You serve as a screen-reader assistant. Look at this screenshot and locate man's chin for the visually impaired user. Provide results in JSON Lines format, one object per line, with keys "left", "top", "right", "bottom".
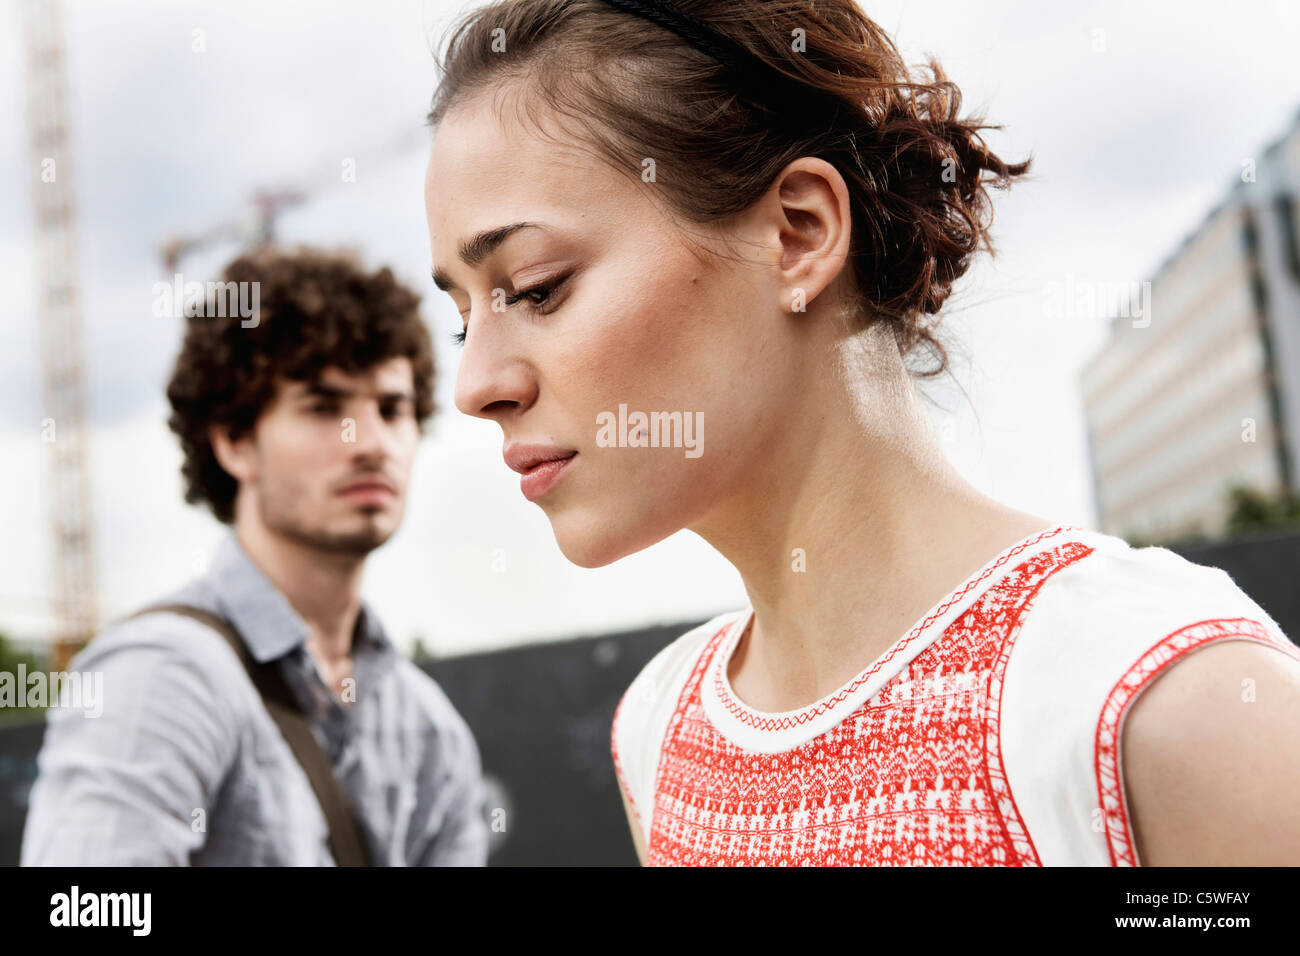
{"left": 282, "top": 521, "right": 396, "bottom": 557}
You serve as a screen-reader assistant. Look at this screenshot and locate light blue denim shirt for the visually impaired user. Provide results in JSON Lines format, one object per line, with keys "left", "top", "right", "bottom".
{"left": 21, "top": 531, "right": 489, "bottom": 866}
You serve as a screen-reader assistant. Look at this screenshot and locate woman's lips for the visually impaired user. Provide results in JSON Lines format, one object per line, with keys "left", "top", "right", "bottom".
{"left": 520, "top": 452, "right": 577, "bottom": 502}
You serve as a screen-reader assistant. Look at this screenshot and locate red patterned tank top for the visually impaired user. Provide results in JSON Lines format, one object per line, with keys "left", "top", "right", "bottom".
{"left": 611, "top": 525, "right": 1300, "bottom": 865}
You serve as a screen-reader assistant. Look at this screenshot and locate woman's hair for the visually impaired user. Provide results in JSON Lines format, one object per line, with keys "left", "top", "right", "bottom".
{"left": 426, "top": 0, "right": 1031, "bottom": 379}
{"left": 165, "top": 245, "right": 436, "bottom": 524}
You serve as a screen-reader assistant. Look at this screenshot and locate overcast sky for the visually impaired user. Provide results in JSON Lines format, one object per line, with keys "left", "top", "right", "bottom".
{"left": 2, "top": 0, "right": 1297, "bottom": 655}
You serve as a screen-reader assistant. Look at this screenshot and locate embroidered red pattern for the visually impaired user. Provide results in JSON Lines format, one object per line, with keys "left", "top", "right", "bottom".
{"left": 1094, "top": 617, "right": 1300, "bottom": 866}
{"left": 713, "top": 525, "right": 1079, "bottom": 732}
{"left": 646, "top": 540, "right": 1096, "bottom": 865}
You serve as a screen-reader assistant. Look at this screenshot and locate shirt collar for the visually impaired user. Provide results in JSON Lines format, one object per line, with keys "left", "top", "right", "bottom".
{"left": 204, "top": 530, "right": 397, "bottom": 666}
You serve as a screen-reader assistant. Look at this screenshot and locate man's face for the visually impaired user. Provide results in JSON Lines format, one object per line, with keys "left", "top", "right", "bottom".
{"left": 227, "top": 357, "right": 421, "bottom": 556}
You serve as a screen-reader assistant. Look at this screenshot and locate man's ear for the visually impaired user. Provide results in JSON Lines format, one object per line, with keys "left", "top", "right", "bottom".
{"left": 208, "top": 423, "right": 255, "bottom": 484}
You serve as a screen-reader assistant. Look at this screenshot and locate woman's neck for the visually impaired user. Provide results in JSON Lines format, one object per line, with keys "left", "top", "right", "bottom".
{"left": 690, "top": 326, "right": 1053, "bottom": 712}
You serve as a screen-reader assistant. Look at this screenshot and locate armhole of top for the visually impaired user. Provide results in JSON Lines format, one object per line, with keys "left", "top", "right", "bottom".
{"left": 611, "top": 613, "right": 740, "bottom": 849}
{"left": 1094, "top": 617, "right": 1300, "bottom": 866}
{"left": 611, "top": 690, "right": 645, "bottom": 835}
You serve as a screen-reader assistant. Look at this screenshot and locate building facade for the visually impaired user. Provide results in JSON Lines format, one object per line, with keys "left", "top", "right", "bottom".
{"left": 1082, "top": 110, "right": 1300, "bottom": 542}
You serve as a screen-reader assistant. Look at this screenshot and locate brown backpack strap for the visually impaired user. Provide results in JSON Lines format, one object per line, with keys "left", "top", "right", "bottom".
{"left": 130, "top": 603, "right": 372, "bottom": 867}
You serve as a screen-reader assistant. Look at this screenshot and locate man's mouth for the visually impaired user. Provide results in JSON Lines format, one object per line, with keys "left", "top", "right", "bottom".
{"left": 338, "top": 480, "right": 397, "bottom": 504}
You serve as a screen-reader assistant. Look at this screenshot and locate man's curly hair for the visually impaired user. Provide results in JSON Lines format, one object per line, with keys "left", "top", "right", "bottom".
{"left": 165, "top": 245, "right": 436, "bottom": 524}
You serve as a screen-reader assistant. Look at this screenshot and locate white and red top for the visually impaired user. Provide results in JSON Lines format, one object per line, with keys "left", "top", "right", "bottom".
{"left": 611, "top": 524, "right": 1300, "bottom": 866}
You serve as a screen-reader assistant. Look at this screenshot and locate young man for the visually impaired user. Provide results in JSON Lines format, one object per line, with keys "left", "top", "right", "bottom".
{"left": 21, "top": 246, "right": 488, "bottom": 866}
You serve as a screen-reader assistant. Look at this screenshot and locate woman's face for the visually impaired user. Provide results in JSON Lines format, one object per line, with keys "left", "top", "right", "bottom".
{"left": 424, "top": 92, "right": 804, "bottom": 568}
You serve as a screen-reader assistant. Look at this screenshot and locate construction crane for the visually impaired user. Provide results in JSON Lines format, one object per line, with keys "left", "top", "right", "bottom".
{"left": 20, "top": 0, "right": 98, "bottom": 671}
{"left": 160, "top": 187, "right": 308, "bottom": 273}
{"left": 159, "top": 128, "right": 425, "bottom": 273}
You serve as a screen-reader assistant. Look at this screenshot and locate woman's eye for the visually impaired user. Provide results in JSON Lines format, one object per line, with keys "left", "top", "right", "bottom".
{"left": 450, "top": 275, "right": 569, "bottom": 348}
{"left": 503, "top": 275, "right": 566, "bottom": 314}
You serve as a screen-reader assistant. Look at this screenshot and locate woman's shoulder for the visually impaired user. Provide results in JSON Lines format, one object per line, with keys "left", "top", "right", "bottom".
{"left": 998, "top": 527, "right": 1299, "bottom": 864}
{"left": 1026, "top": 527, "right": 1293, "bottom": 653}
{"left": 612, "top": 609, "right": 743, "bottom": 752}
{"left": 1007, "top": 526, "right": 1297, "bottom": 742}
{"left": 621, "top": 610, "right": 741, "bottom": 710}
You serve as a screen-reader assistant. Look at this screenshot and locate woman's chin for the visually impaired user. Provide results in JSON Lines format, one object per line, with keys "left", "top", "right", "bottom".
{"left": 552, "top": 527, "right": 624, "bottom": 569}
{"left": 550, "top": 511, "right": 658, "bottom": 569}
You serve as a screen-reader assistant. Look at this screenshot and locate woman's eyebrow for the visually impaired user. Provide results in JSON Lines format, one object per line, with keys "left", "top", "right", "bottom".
{"left": 431, "top": 221, "right": 545, "bottom": 292}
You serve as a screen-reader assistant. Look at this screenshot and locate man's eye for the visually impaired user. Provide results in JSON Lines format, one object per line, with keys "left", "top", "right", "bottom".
{"left": 309, "top": 402, "right": 339, "bottom": 414}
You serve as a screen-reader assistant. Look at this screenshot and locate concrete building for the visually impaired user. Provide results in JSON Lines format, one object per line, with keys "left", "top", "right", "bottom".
{"left": 1081, "top": 108, "right": 1300, "bottom": 543}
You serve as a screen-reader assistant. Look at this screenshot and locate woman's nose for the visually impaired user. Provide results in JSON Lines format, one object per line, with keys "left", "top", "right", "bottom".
{"left": 453, "top": 326, "right": 538, "bottom": 421}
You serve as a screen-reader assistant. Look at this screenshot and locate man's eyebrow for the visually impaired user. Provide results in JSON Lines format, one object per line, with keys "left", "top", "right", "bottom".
{"left": 301, "top": 383, "right": 351, "bottom": 400}
{"left": 300, "top": 383, "right": 414, "bottom": 401}
{"left": 431, "top": 221, "right": 543, "bottom": 292}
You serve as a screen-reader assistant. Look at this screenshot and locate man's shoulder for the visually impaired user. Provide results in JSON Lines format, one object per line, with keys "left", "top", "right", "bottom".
{"left": 67, "top": 590, "right": 260, "bottom": 722}
{"left": 75, "top": 592, "right": 246, "bottom": 676}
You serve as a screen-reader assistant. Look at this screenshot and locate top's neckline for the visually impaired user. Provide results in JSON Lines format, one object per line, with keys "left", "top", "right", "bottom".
{"left": 702, "top": 523, "right": 1089, "bottom": 753}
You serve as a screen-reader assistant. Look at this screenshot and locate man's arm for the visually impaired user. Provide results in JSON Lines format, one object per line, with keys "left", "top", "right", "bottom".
{"left": 1122, "top": 639, "right": 1300, "bottom": 865}
{"left": 412, "top": 698, "right": 490, "bottom": 867}
{"left": 21, "top": 622, "right": 240, "bottom": 866}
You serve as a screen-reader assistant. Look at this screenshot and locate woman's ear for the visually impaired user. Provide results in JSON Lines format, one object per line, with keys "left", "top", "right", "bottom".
{"left": 768, "top": 156, "right": 854, "bottom": 316}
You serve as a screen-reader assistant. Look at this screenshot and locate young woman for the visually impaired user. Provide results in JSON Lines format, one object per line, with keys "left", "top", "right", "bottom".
{"left": 422, "top": 0, "right": 1300, "bottom": 865}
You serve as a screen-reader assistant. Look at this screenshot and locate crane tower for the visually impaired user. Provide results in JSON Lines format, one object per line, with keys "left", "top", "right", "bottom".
{"left": 20, "top": 0, "right": 98, "bottom": 669}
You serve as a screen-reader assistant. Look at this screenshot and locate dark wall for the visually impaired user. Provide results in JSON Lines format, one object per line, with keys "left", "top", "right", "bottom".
{"left": 0, "top": 721, "right": 47, "bottom": 865}
{"left": 421, "top": 621, "right": 696, "bottom": 868}
{"left": 416, "top": 621, "right": 691, "bottom": 866}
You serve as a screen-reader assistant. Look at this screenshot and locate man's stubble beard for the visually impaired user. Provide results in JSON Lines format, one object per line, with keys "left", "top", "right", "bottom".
{"left": 257, "top": 472, "right": 396, "bottom": 557}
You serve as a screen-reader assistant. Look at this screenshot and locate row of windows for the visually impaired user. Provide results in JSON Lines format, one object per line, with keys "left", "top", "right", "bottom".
{"left": 1083, "top": 207, "right": 1245, "bottom": 397}
{"left": 1102, "top": 389, "right": 1277, "bottom": 521}
{"left": 1110, "top": 447, "right": 1280, "bottom": 541}
{"left": 1085, "top": 263, "right": 1252, "bottom": 428}
{"left": 1094, "top": 321, "right": 1263, "bottom": 476}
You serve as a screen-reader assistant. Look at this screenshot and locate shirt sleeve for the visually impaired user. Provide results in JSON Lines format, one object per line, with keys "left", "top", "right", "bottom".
{"left": 20, "top": 618, "right": 243, "bottom": 866}
{"left": 406, "top": 673, "right": 490, "bottom": 867}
